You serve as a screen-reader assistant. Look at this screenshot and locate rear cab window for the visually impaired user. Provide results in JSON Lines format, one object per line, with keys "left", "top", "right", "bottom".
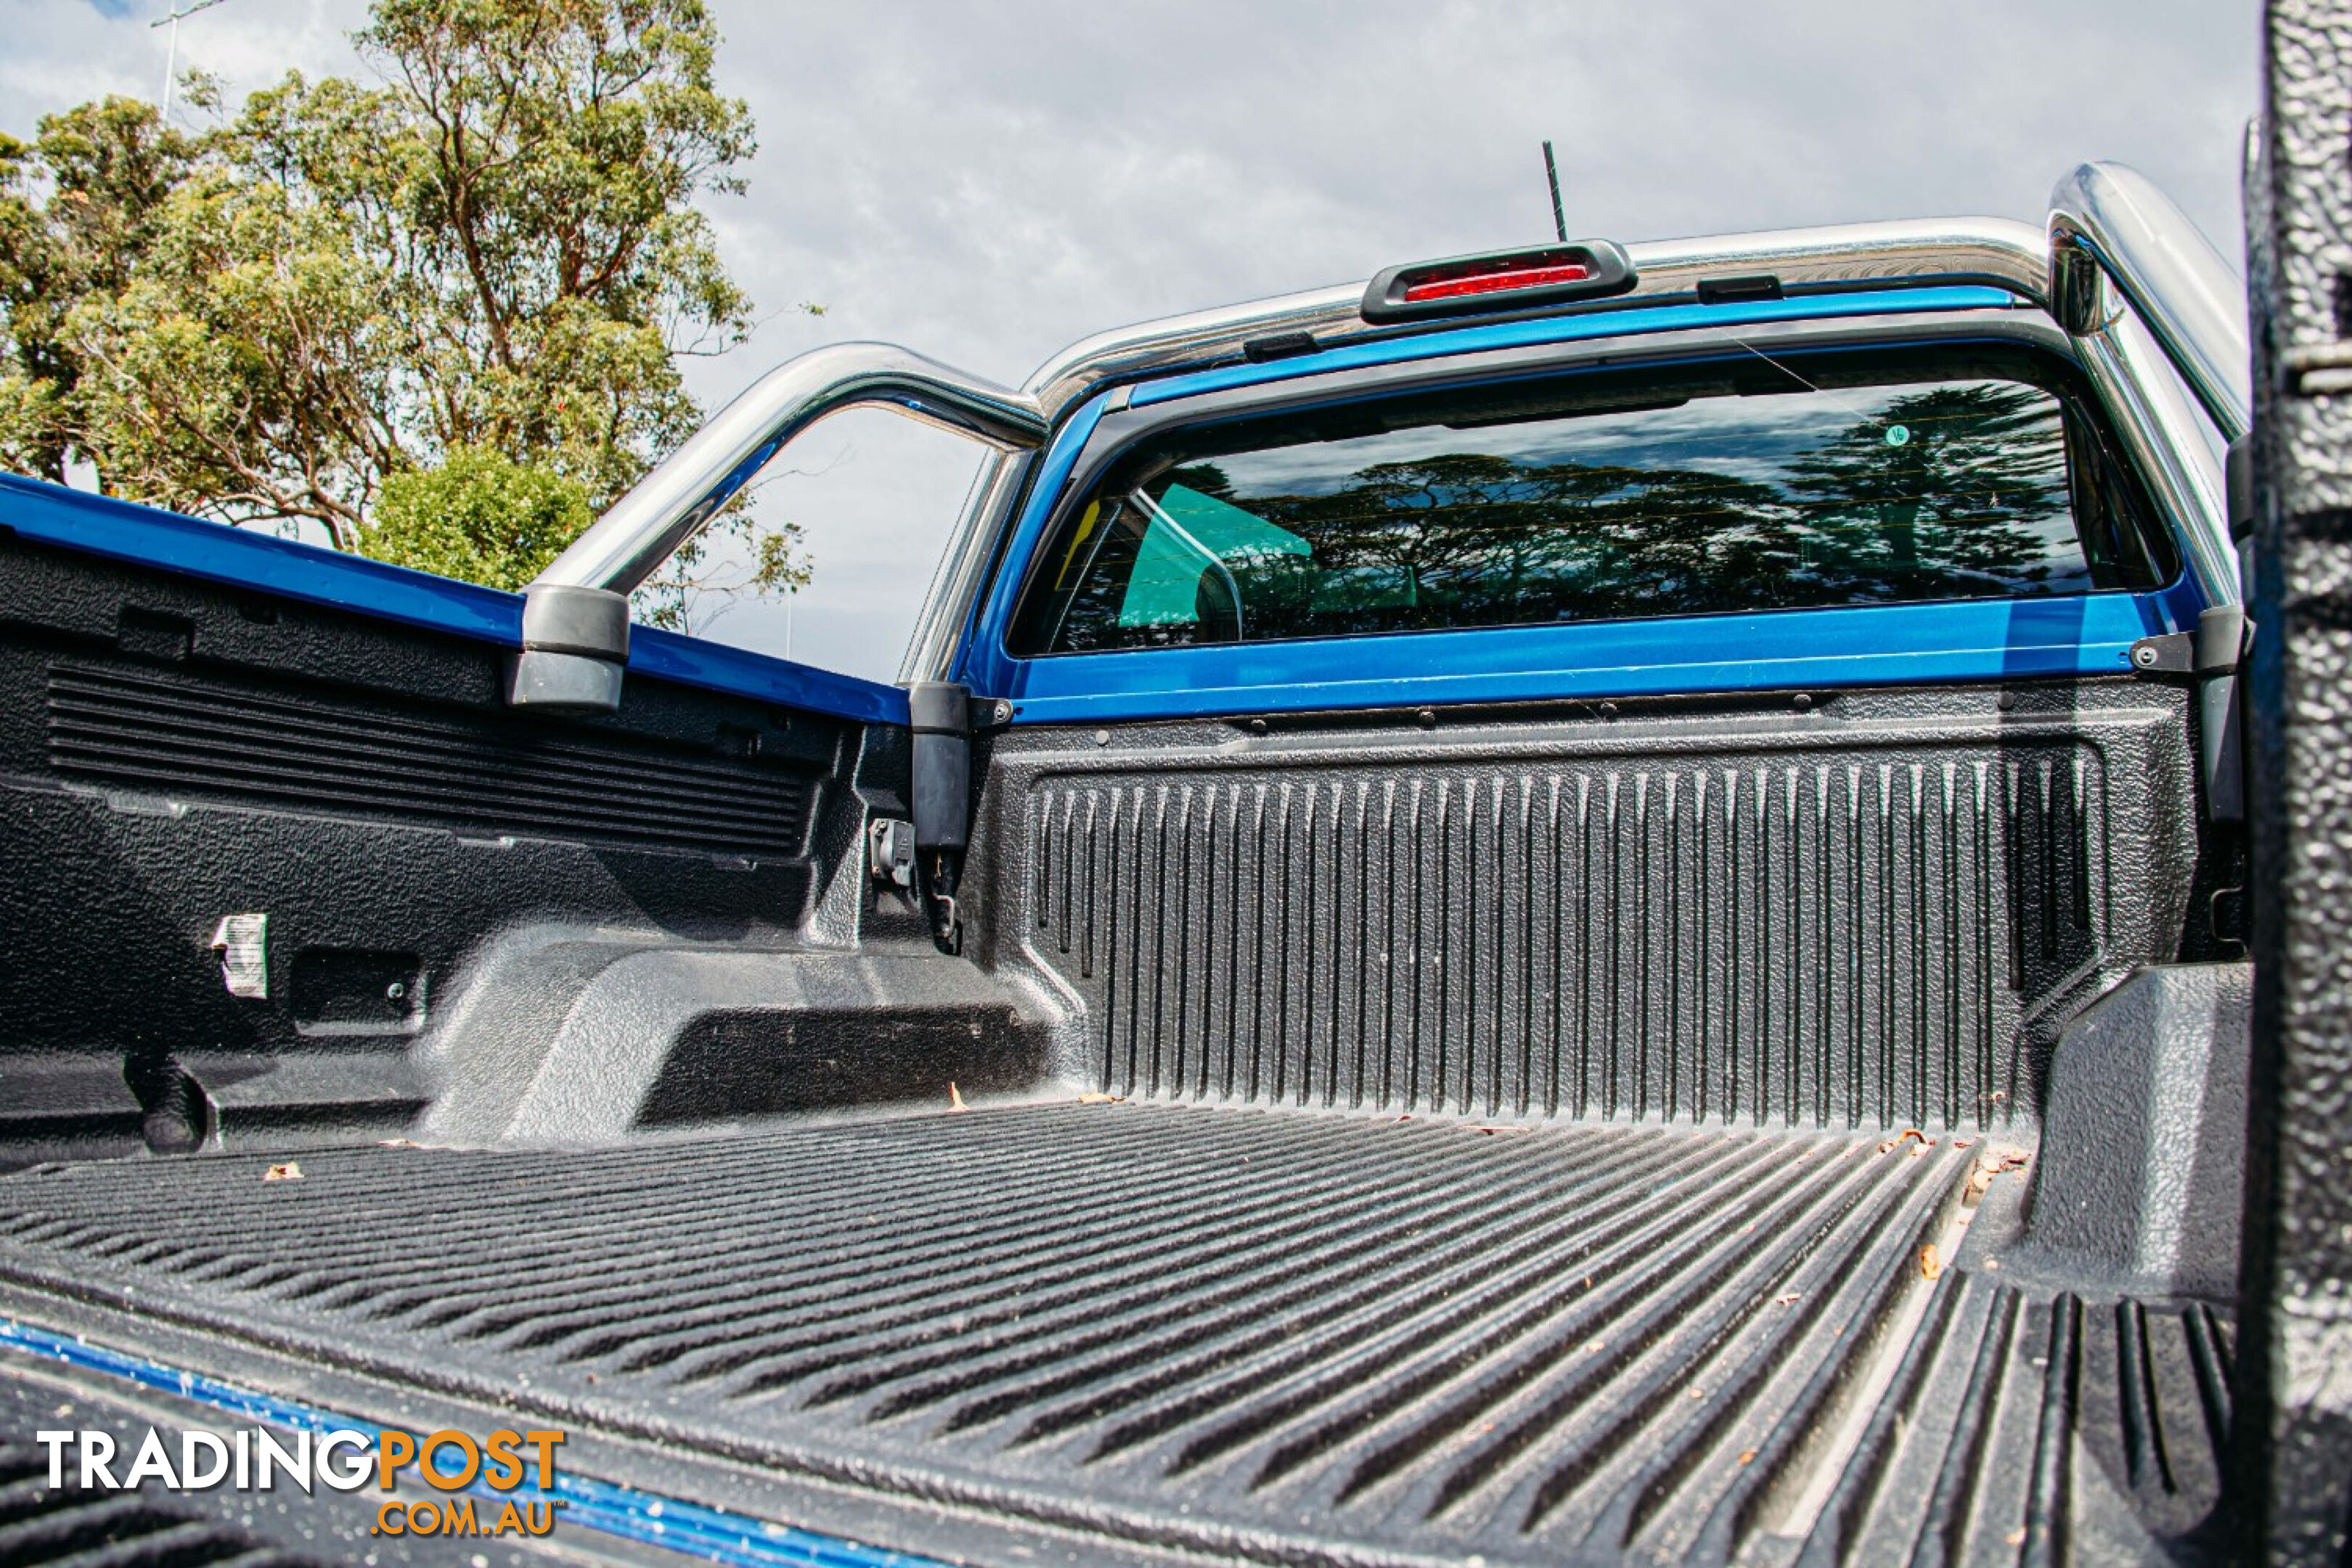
{"left": 1010, "top": 343, "right": 2176, "bottom": 656}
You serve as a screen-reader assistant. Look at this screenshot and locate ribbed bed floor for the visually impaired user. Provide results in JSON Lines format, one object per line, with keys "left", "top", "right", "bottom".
{"left": 0, "top": 1103, "right": 2225, "bottom": 1566}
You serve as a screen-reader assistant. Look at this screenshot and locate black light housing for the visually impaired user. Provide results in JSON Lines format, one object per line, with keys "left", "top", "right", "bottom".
{"left": 1360, "top": 240, "right": 1638, "bottom": 324}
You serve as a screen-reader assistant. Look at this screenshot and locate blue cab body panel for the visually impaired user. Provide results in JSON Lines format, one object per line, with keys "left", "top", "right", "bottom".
{"left": 953, "top": 285, "right": 2204, "bottom": 724}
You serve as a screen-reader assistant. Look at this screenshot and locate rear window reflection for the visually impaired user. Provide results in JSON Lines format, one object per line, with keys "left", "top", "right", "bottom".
{"left": 1013, "top": 366, "right": 2174, "bottom": 656}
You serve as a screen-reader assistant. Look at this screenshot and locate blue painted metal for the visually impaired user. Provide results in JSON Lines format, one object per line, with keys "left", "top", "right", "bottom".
{"left": 949, "top": 393, "right": 1108, "bottom": 687}
{"left": 0, "top": 1317, "right": 944, "bottom": 1568}
{"left": 632, "top": 624, "right": 909, "bottom": 727}
{"left": 0, "top": 472, "right": 523, "bottom": 638}
{"left": 1125, "top": 284, "right": 2024, "bottom": 407}
{"left": 0, "top": 473, "right": 910, "bottom": 728}
{"left": 957, "top": 289, "right": 2200, "bottom": 722}
{"left": 996, "top": 583, "right": 2197, "bottom": 726}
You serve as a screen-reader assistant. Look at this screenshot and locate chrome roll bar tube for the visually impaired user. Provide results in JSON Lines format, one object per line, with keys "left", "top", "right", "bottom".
{"left": 1018, "top": 219, "right": 2054, "bottom": 424}
{"left": 910, "top": 219, "right": 2060, "bottom": 680}
{"left": 2046, "top": 162, "right": 2250, "bottom": 613}
{"left": 2048, "top": 162, "right": 2250, "bottom": 823}
{"left": 2049, "top": 163, "right": 2251, "bottom": 444}
{"left": 515, "top": 164, "right": 2246, "bottom": 710}
{"left": 509, "top": 344, "right": 1045, "bottom": 711}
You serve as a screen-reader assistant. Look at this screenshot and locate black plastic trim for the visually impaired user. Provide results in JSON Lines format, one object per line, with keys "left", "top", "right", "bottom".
{"left": 1696, "top": 273, "right": 1787, "bottom": 305}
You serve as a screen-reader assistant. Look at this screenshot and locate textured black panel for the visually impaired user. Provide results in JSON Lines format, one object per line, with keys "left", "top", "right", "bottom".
{"left": 0, "top": 533, "right": 872, "bottom": 1163}
{"left": 0, "top": 1104, "right": 2225, "bottom": 1566}
{"left": 635, "top": 1003, "right": 1042, "bottom": 1124}
{"left": 46, "top": 662, "right": 811, "bottom": 857}
{"left": 987, "top": 684, "right": 2197, "bottom": 1132}
{"left": 1802, "top": 1277, "right": 2231, "bottom": 1566}
{"left": 2239, "top": 10, "right": 2352, "bottom": 1561}
{"left": 1033, "top": 754, "right": 2086, "bottom": 1127}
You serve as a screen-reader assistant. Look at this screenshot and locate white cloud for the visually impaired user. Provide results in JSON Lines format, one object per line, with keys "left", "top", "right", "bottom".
{"left": 9, "top": 0, "right": 2261, "bottom": 681}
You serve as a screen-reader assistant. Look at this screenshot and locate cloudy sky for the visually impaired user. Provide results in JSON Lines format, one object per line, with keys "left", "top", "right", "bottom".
{"left": 9, "top": 0, "right": 2261, "bottom": 681}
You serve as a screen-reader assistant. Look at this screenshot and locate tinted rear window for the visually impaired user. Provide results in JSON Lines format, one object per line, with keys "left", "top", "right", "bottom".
{"left": 1010, "top": 348, "right": 2174, "bottom": 656}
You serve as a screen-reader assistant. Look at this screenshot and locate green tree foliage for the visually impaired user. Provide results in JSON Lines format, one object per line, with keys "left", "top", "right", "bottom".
{"left": 365, "top": 444, "right": 593, "bottom": 589}
{"left": 1235, "top": 451, "right": 1800, "bottom": 631}
{"left": 1782, "top": 383, "right": 2074, "bottom": 595}
{"left": 0, "top": 0, "right": 807, "bottom": 629}
{"left": 0, "top": 99, "right": 194, "bottom": 483}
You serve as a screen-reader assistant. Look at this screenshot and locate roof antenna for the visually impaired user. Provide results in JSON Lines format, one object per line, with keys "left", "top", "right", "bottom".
{"left": 1540, "top": 140, "right": 1567, "bottom": 242}
{"left": 152, "top": 0, "right": 234, "bottom": 125}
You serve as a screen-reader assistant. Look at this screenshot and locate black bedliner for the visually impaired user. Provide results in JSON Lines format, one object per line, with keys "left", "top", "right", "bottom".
{"left": 0, "top": 1103, "right": 2224, "bottom": 1567}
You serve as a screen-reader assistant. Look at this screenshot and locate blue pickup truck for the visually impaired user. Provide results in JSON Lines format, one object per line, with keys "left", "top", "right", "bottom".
{"left": 0, "top": 161, "right": 2292, "bottom": 1566}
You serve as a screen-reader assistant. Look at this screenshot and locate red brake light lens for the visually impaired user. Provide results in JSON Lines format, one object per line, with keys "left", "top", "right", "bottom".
{"left": 1361, "top": 240, "right": 1636, "bottom": 323}
{"left": 1400, "top": 260, "right": 1593, "bottom": 303}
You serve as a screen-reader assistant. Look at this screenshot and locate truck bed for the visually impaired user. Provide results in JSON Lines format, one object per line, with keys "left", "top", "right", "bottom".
{"left": 0, "top": 1102, "right": 2225, "bottom": 1567}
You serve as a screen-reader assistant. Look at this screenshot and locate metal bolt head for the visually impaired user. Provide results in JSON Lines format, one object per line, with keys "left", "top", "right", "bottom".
{"left": 2133, "top": 643, "right": 2159, "bottom": 668}
{"left": 1416, "top": 708, "right": 1437, "bottom": 728}
{"left": 386, "top": 981, "right": 407, "bottom": 1001}
{"left": 1093, "top": 729, "right": 1111, "bottom": 747}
